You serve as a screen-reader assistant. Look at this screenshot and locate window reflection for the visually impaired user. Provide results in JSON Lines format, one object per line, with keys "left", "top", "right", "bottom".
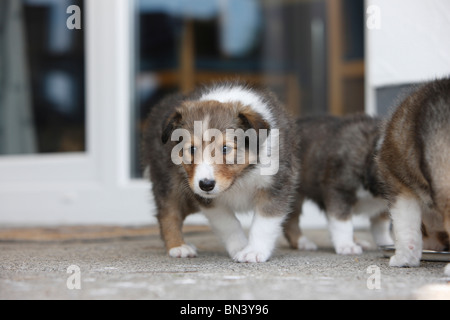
{"left": 0, "top": 0, "right": 85, "bottom": 155}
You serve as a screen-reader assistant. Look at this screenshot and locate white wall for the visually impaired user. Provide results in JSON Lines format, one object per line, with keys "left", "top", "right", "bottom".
{"left": 365, "top": 0, "right": 450, "bottom": 114}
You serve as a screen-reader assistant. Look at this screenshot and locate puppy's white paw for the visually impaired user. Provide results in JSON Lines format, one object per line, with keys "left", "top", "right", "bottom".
{"left": 389, "top": 252, "right": 421, "bottom": 268}
{"left": 445, "top": 264, "right": 450, "bottom": 276}
{"left": 168, "top": 244, "right": 197, "bottom": 258}
{"left": 226, "top": 237, "right": 248, "bottom": 258}
{"left": 335, "top": 243, "right": 363, "bottom": 255}
{"left": 374, "top": 235, "right": 394, "bottom": 248}
{"left": 234, "top": 246, "right": 270, "bottom": 263}
{"left": 297, "top": 236, "right": 318, "bottom": 251}
{"left": 356, "top": 239, "right": 372, "bottom": 250}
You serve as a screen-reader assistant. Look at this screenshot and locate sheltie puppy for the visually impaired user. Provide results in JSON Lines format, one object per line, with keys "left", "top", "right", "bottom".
{"left": 376, "top": 78, "right": 450, "bottom": 275}
{"left": 143, "top": 82, "right": 301, "bottom": 263}
{"left": 283, "top": 114, "right": 394, "bottom": 255}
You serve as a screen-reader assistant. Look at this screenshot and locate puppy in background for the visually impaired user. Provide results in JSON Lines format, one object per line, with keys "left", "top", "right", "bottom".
{"left": 376, "top": 78, "right": 450, "bottom": 275}
{"left": 283, "top": 114, "right": 393, "bottom": 255}
{"left": 143, "top": 82, "right": 301, "bottom": 263}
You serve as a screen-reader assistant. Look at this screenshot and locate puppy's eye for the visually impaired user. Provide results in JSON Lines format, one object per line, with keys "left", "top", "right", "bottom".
{"left": 190, "top": 146, "right": 197, "bottom": 155}
{"left": 222, "top": 145, "right": 232, "bottom": 155}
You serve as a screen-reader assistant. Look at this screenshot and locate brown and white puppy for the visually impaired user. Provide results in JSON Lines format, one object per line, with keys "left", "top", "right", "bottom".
{"left": 283, "top": 114, "right": 393, "bottom": 255}
{"left": 376, "top": 78, "right": 450, "bottom": 275}
{"left": 143, "top": 82, "right": 301, "bottom": 263}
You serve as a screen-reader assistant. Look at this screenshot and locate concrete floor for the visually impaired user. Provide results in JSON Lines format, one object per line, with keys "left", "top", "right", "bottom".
{"left": 1, "top": 227, "right": 449, "bottom": 300}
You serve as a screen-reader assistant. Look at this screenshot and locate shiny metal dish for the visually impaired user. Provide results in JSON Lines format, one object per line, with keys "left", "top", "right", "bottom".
{"left": 380, "top": 246, "right": 450, "bottom": 262}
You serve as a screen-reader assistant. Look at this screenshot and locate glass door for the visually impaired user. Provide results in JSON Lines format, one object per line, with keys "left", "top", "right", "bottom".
{"left": 1, "top": 0, "right": 86, "bottom": 156}
{"left": 0, "top": 0, "right": 87, "bottom": 182}
{"left": 0, "top": 0, "right": 152, "bottom": 226}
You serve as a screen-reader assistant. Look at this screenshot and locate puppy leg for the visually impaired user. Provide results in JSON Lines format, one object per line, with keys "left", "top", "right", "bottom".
{"left": 234, "top": 213, "right": 285, "bottom": 263}
{"left": 327, "top": 216, "right": 363, "bottom": 255}
{"left": 202, "top": 206, "right": 248, "bottom": 258}
{"left": 324, "top": 192, "right": 362, "bottom": 254}
{"left": 445, "top": 264, "right": 450, "bottom": 276}
{"left": 283, "top": 198, "right": 317, "bottom": 251}
{"left": 389, "top": 195, "right": 422, "bottom": 268}
{"left": 370, "top": 211, "right": 394, "bottom": 247}
{"left": 158, "top": 207, "right": 197, "bottom": 258}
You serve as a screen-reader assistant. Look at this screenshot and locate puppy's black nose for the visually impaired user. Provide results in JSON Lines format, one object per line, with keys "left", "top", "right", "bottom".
{"left": 199, "top": 179, "right": 216, "bottom": 192}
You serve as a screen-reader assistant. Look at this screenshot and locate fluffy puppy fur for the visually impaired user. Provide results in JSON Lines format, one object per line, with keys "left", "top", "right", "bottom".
{"left": 283, "top": 114, "right": 393, "bottom": 255}
{"left": 142, "top": 82, "right": 301, "bottom": 263}
{"left": 376, "top": 78, "right": 450, "bottom": 275}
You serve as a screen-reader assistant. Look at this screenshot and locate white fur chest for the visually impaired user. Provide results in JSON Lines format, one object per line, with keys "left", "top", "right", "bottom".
{"left": 216, "top": 168, "right": 273, "bottom": 213}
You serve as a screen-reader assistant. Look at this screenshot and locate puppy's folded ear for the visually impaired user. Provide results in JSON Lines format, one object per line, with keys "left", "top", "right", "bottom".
{"left": 238, "top": 107, "right": 270, "bottom": 133}
{"left": 161, "top": 111, "right": 182, "bottom": 144}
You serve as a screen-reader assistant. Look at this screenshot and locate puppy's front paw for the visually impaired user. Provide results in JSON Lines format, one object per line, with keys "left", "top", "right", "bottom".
{"left": 355, "top": 239, "right": 372, "bottom": 250}
{"left": 389, "top": 252, "right": 421, "bottom": 268}
{"left": 226, "top": 237, "right": 248, "bottom": 258}
{"left": 233, "top": 246, "right": 270, "bottom": 263}
{"left": 335, "top": 243, "right": 363, "bottom": 255}
{"left": 445, "top": 264, "right": 450, "bottom": 276}
{"left": 168, "top": 243, "right": 197, "bottom": 258}
{"left": 297, "top": 236, "right": 318, "bottom": 251}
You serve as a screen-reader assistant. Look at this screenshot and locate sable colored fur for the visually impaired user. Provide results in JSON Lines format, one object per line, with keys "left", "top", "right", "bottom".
{"left": 376, "top": 77, "right": 450, "bottom": 275}
{"left": 283, "top": 114, "right": 393, "bottom": 255}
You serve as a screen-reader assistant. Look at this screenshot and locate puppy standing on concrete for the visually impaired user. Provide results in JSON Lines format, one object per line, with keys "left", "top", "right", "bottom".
{"left": 376, "top": 78, "right": 450, "bottom": 275}
{"left": 143, "top": 82, "right": 301, "bottom": 263}
{"left": 283, "top": 114, "right": 394, "bottom": 255}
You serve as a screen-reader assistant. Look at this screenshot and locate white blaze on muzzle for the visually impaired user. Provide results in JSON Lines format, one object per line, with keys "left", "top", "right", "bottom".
{"left": 194, "top": 162, "right": 218, "bottom": 195}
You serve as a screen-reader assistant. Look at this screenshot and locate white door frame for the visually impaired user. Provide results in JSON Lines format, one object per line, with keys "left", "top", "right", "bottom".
{"left": 0, "top": 0, "right": 154, "bottom": 226}
{"left": 365, "top": 0, "right": 450, "bottom": 115}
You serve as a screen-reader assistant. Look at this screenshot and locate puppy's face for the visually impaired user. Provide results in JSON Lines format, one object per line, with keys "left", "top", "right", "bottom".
{"left": 162, "top": 100, "right": 269, "bottom": 198}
